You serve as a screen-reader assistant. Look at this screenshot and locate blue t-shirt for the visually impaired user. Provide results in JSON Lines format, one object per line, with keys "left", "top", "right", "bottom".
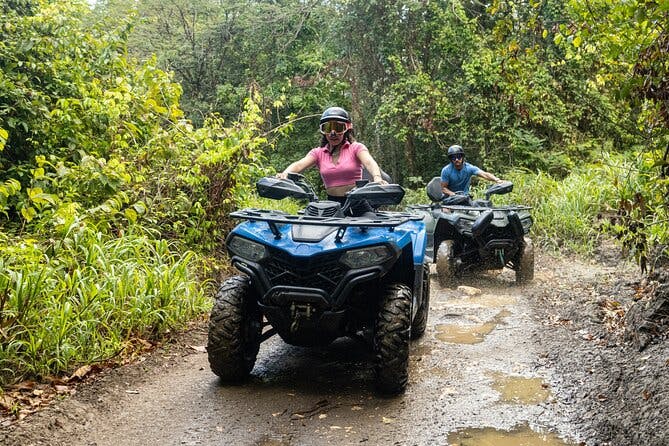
{"left": 440, "top": 162, "right": 481, "bottom": 194}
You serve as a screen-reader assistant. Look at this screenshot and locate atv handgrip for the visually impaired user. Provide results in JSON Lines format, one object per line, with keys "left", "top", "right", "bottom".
{"left": 484, "top": 181, "right": 513, "bottom": 200}
{"left": 256, "top": 176, "right": 317, "bottom": 201}
{"left": 345, "top": 183, "right": 405, "bottom": 206}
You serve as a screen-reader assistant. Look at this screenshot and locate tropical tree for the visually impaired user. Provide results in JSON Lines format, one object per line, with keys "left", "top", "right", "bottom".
{"left": 94, "top": 0, "right": 350, "bottom": 174}
{"left": 551, "top": 0, "right": 669, "bottom": 269}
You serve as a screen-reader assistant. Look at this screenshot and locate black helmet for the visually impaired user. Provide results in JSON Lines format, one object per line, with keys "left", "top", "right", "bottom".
{"left": 320, "top": 106, "right": 351, "bottom": 124}
{"left": 447, "top": 145, "right": 465, "bottom": 157}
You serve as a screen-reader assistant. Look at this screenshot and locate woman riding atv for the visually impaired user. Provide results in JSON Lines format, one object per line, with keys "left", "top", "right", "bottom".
{"left": 276, "top": 107, "right": 387, "bottom": 216}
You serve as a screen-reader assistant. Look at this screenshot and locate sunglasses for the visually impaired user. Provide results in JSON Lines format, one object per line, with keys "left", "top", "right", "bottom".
{"left": 449, "top": 154, "right": 464, "bottom": 161}
{"left": 319, "top": 121, "right": 348, "bottom": 134}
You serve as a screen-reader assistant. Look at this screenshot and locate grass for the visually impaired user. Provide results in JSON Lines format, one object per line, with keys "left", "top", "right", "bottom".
{"left": 503, "top": 168, "right": 616, "bottom": 254}
{"left": 0, "top": 225, "right": 211, "bottom": 386}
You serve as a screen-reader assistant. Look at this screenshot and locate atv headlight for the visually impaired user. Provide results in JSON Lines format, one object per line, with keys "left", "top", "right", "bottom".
{"left": 227, "top": 236, "right": 267, "bottom": 262}
{"left": 340, "top": 245, "right": 394, "bottom": 268}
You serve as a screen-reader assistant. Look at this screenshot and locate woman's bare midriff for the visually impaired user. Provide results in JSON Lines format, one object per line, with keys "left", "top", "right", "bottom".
{"left": 326, "top": 184, "right": 355, "bottom": 197}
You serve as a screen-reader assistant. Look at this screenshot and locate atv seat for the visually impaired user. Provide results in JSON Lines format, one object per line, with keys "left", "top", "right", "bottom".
{"left": 427, "top": 176, "right": 474, "bottom": 205}
{"left": 426, "top": 177, "right": 444, "bottom": 202}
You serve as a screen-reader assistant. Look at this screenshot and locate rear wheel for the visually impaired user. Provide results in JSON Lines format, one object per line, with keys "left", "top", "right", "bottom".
{"left": 375, "top": 283, "right": 412, "bottom": 395}
{"left": 436, "top": 240, "right": 456, "bottom": 288}
{"left": 411, "top": 264, "right": 430, "bottom": 339}
{"left": 515, "top": 237, "right": 535, "bottom": 284}
{"left": 207, "top": 276, "right": 262, "bottom": 382}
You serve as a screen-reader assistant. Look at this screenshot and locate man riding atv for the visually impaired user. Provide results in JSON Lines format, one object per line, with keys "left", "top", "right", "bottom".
{"left": 440, "top": 144, "right": 504, "bottom": 199}
{"left": 407, "top": 145, "right": 534, "bottom": 286}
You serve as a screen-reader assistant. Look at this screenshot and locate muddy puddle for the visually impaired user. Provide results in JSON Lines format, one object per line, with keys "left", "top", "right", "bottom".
{"left": 448, "top": 293, "right": 518, "bottom": 308}
{"left": 491, "top": 373, "right": 551, "bottom": 404}
{"left": 435, "top": 310, "right": 511, "bottom": 344}
{"left": 447, "top": 424, "right": 575, "bottom": 445}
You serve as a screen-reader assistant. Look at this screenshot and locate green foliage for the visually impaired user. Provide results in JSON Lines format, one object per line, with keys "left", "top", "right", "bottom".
{"left": 1, "top": 1, "right": 138, "bottom": 167}
{"left": 132, "top": 96, "right": 270, "bottom": 252}
{"left": 0, "top": 226, "right": 210, "bottom": 385}
{"left": 1, "top": 1, "right": 182, "bottom": 225}
{"left": 0, "top": 0, "right": 272, "bottom": 251}
{"left": 239, "top": 195, "right": 302, "bottom": 216}
{"left": 0, "top": 0, "right": 275, "bottom": 388}
{"left": 1, "top": 0, "right": 38, "bottom": 15}
{"left": 551, "top": 0, "right": 669, "bottom": 268}
{"left": 0, "top": 127, "right": 7, "bottom": 151}
{"left": 601, "top": 149, "right": 669, "bottom": 270}
{"left": 504, "top": 169, "right": 612, "bottom": 254}
{"left": 499, "top": 153, "right": 667, "bottom": 260}
{"left": 96, "top": 0, "right": 349, "bottom": 171}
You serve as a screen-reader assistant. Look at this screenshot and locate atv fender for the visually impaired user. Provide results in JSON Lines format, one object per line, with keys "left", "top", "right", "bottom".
{"left": 507, "top": 211, "right": 524, "bottom": 239}
{"left": 471, "top": 209, "right": 494, "bottom": 240}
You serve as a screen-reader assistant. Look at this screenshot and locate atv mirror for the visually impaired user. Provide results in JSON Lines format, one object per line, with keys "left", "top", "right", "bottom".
{"left": 426, "top": 177, "right": 444, "bottom": 202}
{"left": 346, "top": 183, "right": 405, "bottom": 207}
{"left": 256, "top": 177, "right": 317, "bottom": 201}
{"left": 485, "top": 181, "right": 513, "bottom": 200}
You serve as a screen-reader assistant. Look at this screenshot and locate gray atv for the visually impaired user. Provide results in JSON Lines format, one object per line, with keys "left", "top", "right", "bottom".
{"left": 409, "top": 177, "right": 534, "bottom": 287}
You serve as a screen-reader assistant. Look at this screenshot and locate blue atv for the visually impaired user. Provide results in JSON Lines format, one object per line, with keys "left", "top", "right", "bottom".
{"left": 409, "top": 177, "right": 534, "bottom": 287}
{"left": 207, "top": 174, "right": 430, "bottom": 394}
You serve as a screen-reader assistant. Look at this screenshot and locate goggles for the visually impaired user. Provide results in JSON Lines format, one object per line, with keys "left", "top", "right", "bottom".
{"left": 449, "top": 154, "right": 464, "bottom": 161}
{"left": 319, "top": 121, "right": 349, "bottom": 135}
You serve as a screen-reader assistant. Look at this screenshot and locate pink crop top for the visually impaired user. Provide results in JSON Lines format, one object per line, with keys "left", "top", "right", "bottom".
{"left": 308, "top": 141, "right": 368, "bottom": 188}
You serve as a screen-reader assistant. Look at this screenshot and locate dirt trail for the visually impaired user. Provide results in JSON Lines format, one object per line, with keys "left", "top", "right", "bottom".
{"left": 1, "top": 251, "right": 666, "bottom": 446}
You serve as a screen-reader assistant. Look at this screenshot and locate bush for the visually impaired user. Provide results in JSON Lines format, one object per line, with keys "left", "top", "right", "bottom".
{"left": 0, "top": 226, "right": 210, "bottom": 385}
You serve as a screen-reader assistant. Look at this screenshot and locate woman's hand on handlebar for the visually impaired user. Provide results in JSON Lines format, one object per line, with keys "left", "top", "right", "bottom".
{"left": 371, "top": 175, "right": 388, "bottom": 185}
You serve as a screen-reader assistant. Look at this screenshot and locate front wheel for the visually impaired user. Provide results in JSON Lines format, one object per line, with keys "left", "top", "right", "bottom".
{"left": 207, "top": 275, "right": 262, "bottom": 382}
{"left": 411, "top": 264, "right": 430, "bottom": 339}
{"left": 375, "top": 283, "right": 412, "bottom": 395}
{"left": 436, "top": 240, "right": 456, "bottom": 288}
{"left": 515, "top": 237, "right": 535, "bottom": 284}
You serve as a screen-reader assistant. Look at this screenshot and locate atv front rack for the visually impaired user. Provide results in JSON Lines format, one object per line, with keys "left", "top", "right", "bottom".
{"left": 407, "top": 204, "right": 531, "bottom": 212}
{"left": 439, "top": 204, "right": 532, "bottom": 212}
{"left": 230, "top": 208, "right": 423, "bottom": 242}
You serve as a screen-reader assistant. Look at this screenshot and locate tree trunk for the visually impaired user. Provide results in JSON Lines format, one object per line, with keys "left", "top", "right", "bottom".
{"left": 404, "top": 134, "right": 416, "bottom": 178}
